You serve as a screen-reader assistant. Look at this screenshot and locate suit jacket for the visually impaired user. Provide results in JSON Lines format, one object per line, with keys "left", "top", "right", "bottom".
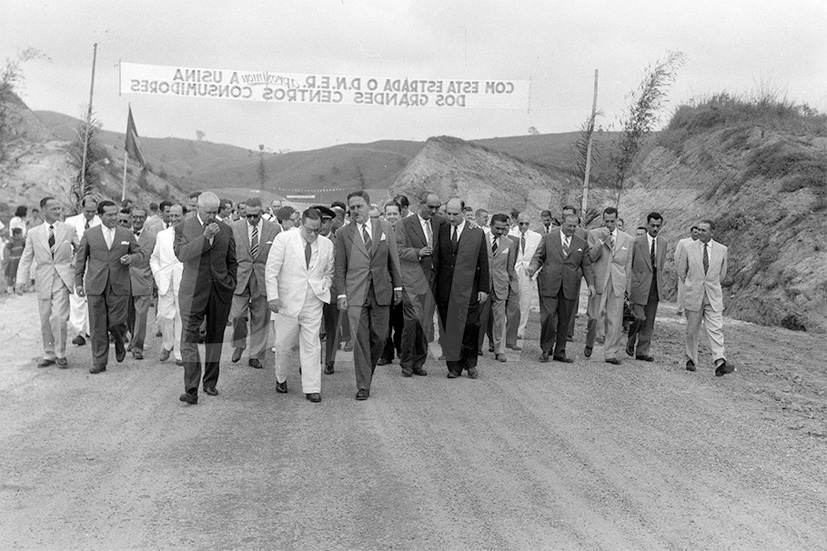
{"left": 232, "top": 218, "right": 280, "bottom": 298}
{"left": 150, "top": 227, "right": 182, "bottom": 296}
{"left": 674, "top": 237, "right": 694, "bottom": 267}
{"left": 16, "top": 221, "right": 78, "bottom": 299}
{"left": 74, "top": 225, "right": 143, "bottom": 296}
{"left": 436, "top": 223, "right": 490, "bottom": 307}
{"left": 334, "top": 219, "right": 402, "bottom": 307}
{"left": 679, "top": 239, "right": 727, "bottom": 312}
{"left": 530, "top": 230, "right": 594, "bottom": 300}
{"left": 588, "top": 228, "right": 634, "bottom": 296}
{"left": 265, "top": 230, "right": 334, "bottom": 317}
{"left": 129, "top": 228, "right": 157, "bottom": 296}
{"left": 509, "top": 228, "right": 543, "bottom": 273}
{"left": 627, "top": 234, "right": 667, "bottom": 305}
{"left": 484, "top": 232, "right": 518, "bottom": 300}
{"left": 64, "top": 213, "right": 100, "bottom": 242}
{"left": 174, "top": 216, "right": 238, "bottom": 302}
{"left": 395, "top": 213, "right": 444, "bottom": 295}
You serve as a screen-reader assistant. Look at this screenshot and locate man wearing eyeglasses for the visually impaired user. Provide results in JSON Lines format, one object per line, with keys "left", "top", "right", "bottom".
{"left": 508, "top": 212, "right": 542, "bottom": 347}
{"left": 229, "top": 197, "right": 280, "bottom": 369}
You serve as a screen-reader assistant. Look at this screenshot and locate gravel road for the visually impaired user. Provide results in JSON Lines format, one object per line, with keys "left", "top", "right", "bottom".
{"left": 1, "top": 291, "right": 825, "bottom": 550}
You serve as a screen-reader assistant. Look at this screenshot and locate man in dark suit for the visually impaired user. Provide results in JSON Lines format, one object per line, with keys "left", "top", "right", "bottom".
{"left": 335, "top": 190, "right": 402, "bottom": 400}
{"left": 230, "top": 197, "right": 280, "bottom": 369}
{"left": 74, "top": 200, "right": 143, "bottom": 374}
{"left": 395, "top": 190, "right": 443, "bottom": 377}
{"left": 126, "top": 207, "right": 157, "bottom": 360}
{"left": 316, "top": 205, "right": 344, "bottom": 375}
{"left": 626, "top": 212, "right": 667, "bottom": 361}
{"left": 562, "top": 205, "right": 589, "bottom": 342}
{"left": 528, "top": 213, "right": 594, "bottom": 362}
{"left": 436, "top": 198, "right": 489, "bottom": 379}
{"left": 175, "top": 191, "right": 238, "bottom": 404}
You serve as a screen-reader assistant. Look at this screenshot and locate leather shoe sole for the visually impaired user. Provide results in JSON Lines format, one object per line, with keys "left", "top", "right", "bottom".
{"left": 636, "top": 355, "right": 655, "bottom": 362}
{"left": 306, "top": 393, "right": 321, "bottom": 403}
{"left": 584, "top": 346, "right": 593, "bottom": 358}
{"left": 179, "top": 393, "right": 197, "bottom": 405}
{"left": 605, "top": 358, "right": 622, "bottom": 365}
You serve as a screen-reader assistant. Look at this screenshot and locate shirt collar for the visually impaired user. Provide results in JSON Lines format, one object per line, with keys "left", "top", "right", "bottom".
{"left": 454, "top": 220, "right": 466, "bottom": 234}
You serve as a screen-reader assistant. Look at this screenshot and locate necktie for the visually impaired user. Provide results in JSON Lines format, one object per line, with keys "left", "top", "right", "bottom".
{"left": 651, "top": 238, "right": 656, "bottom": 270}
{"left": 451, "top": 226, "right": 458, "bottom": 250}
{"left": 48, "top": 225, "right": 55, "bottom": 257}
{"left": 563, "top": 237, "right": 570, "bottom": 256}
{"left": 134, "top": 230, "right": 141, "bottom": 238}
{"left": 251, "top": 224, "right": 259, "bottom": 258}
{"left": 492, "top": 236, "right": 498, "bottom": 253}
{"left": 425, "top": 220, "right": 433, "bottom": 247}
{"left": 362, "top": 225, "right": 372, "bottom": 250}
{"left": 608, "top": 233, "right": 615, "bottom": 251}
{"left": 305, "top": 241, "right": 312, "bottom": 268}
{"left": 703, "top": 243, "right": 709, "bottom": 275}
{"left": 520, "top": 234, "right": 525, "bottom": 254}
{"left": 84, "top": 219, "right": 90, "bottom": 230}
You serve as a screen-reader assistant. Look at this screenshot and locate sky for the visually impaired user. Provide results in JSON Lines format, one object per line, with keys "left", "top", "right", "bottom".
{"left": 3, "top": 0, "right": 826, "bottom": 153}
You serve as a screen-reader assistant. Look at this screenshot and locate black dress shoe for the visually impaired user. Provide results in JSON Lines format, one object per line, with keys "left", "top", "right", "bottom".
{"left": 175, "top": 359, "right": 184, "bottom": 366}
{"left": 584, "top": 346, "right": 593, "bottom": 358}
{"left": 249, "top": 358, "right": 263, "bottom": 369}
{"left": 115, "top": 344, "right": 126, "bottom": 363}
{"left": 306, "top": 393, "right": 321, "bottom": 403}
{"left": 605, "top": 358, "right": 622, "bottom": 365}
{"left": 401, "top": 370, "right": 413, "bottom": 377}
{"left": 276, "top": 381, "right": 288, "bottom": 394}
{"left": 232, "top": 347, "right": 243, "bottom": 363}
{"left": 127, "top": 343, "right": 133, "bottom": 352}
{"left": 203, "top": 387, "right": 219, "bottom": 396}
{"left": 89, "top": 365, "right": 106, "bottom": 374}
{"left": 377, "top": 358, "right": 391, "bottom": 366}
{"left": 342, "top": 340, "right": 353, "bottom": 351}
{"left": 625, "top": 342, "right": 635, "bottom": 357}
{"left": 478, "top": 350, "right": 483, "bottom": 356}
{"left": 553, "top": 355, "right": 574, "bottom": 363}
{"left": 495, "top": 353, "right": 507, "bottom": 362}
{"left": 324, "top": 363, "right": 335, "bottom": 375}
{"left": 133, "top": 350, "right": 144, "bottom": 360}
{"left": 685, "top": 360, "right": 696, "bottom": 372}
{"left": 467, "top": 367, "right": 479, "bottom": 379}
{"left": 37, "top": 358, "right": 56, "bottom": 368}
{"left": 446, "top": 370, "right": 459, "bottom": 379}
{"left": 72, "top": 335, "right": 86, "bottom": 346}
{"left": 636, "top": 355, "right": 655, "bottom": 362}
{"left": 355, "top": 389, "right": 369, "bottom": 400}
{"left": 412, "top": 368, "right": 428, "bottom": 376}
{"left": 56, "top": 358, "right": 69, "bottom": 369}
{"left": 179, "top": 393, "right": 197, "bottom": 405}
{"left": 538, "top": 353, "right": 550, "bottom": 363}
{"left": 715, "top": 360, "right": 734, "bottom": 377}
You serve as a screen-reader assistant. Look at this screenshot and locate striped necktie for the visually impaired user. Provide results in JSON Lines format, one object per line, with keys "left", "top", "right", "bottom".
{"left": 250, "top": 224, "right": 259, "bottom": 258}
{"left": 48, "top": 225, "right": 55, "bottom": 257}
{"left": 362, "top": 225, "right": 372, "bottom": 250}
{"left": 703, "top": 243, "right": 709, "bottom": 275}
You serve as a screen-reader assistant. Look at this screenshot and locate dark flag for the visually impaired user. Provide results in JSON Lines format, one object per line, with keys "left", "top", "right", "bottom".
{"left": 125, "top": 106, "right": 147, "bottom": 167}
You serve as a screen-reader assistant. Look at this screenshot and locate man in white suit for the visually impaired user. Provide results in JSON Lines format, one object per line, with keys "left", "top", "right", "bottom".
{"left": 150, "top": 204, "right": 184, "bottom": 365}
{"left": 16, "top": 197, "right": 78, "bottom": 368}
{"left": 584, "top": 207, "right": 634, "bottom": 364}
{"left": 266, "top": 208, "right": 335, "bottom": 403}
{"left": 64, "top": 196, "right": 100, "bottom": 346}
{"left": 673, "top": 224, "right": 699, "bottom": 315}
{"left": 679, "top": 219, "right": 732, "bottom": 376}
{"left": 508, "top": 212, "right": 542, "bottom": 346}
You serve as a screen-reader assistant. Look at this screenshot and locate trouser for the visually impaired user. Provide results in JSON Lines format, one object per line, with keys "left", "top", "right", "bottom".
{"left": 628, "top": 281, "right": 659, "bottom": 357}
{"left": 157, "top": 287, "right": 182, "bottom": 360}
{"left": 274, "top": 286, "right": 324, "bottom": 393}
{"left": 230, "top": 288, "right": 269, "bottom": 360}
{"left": 504, "top": 285, "right": 520, "bottom": 347}
{"left": 322, "top": 301, "right": 348, "bottom": 366}
{"left": 69, "top": 291, "right": 89, "bottom": 337}
{"left": 567, "top": 276, "right": 584, "bottom": 339}
{"left": 400, "top": 290, "right": 431, "bottom": 375}
{"left": 478, "top": 293, "right": 506, "bottom": 354}
{"left": 347, "top": 284, "right": 389, "bottom": 392}
{"left": 381, "top": 301, "right": 404, "bottom": 361}
{"left": 684, "top": 292, "right": 725, "bottom": 367}
{"left": 180, "top": 285, "right": 232, "bottom": 396}
{"left": 38, "top": 278, "right": 71, "bottom": 360}
{"left": 439, "top": 297, "right": 481, "bottom": 374}
{"left": 516, "top": 267, "right": 535, "bottom": 337}
{"left": 128, "top": 294, "right": 152, "bottom": 353}
{"left": 677, "top": 278, "right": 686, "bottom": 313}
{"left": 87, "top": 285, "right": 129, "bottom": 367}
{"left": 586, "top": 280, "right": 624, "bottom": 359}
{"left": 538, "top": 287, "right": 574, "bottom": 358}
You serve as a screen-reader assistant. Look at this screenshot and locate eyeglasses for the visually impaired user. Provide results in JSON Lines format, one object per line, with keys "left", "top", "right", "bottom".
{"left": 246, "top": 214, "right": 261, "bottom": 219}
{"left": 303, "top": 226, "right": 322, "bottom": 234}
{"left": 518, "top": 222, "right": 530, "bottom": 226}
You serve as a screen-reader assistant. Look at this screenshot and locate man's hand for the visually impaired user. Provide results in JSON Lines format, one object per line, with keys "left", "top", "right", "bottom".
{"left": 478, "top": 291, "right": 488, "bottom": 303}
{"left": 76, "top": 285, "right": 86, "bottom": 298}
{"left": 120, "top": 254, "right": 133, "bottom": 266}
{"left": 16, "top": 282, "right": 27, "bottom": 294}
{"left": 393, "top": 289, "right": 401, "bottom": 305}
{"left": 268, "top": 299, "right": 281, "bottom": 313}
{"left": 418, "top": 246, "right": 432, "bottom": 258}
{"left": 588, "top": 284, "right": 596, "bottom": 296}
{"left": 337, "top": 296, "right": 348, "bottom": 311}
{"left": 204, "top": 222, "right": 220, "bottom": 239}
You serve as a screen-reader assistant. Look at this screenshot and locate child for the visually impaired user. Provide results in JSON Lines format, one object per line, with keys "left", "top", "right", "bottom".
{"left": 4, "top": 228, "right": 25, "bottom": 293}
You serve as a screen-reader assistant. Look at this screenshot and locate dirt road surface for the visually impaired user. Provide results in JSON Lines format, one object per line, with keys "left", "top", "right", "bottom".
{"left": 1, "top": 290, "right": 826, "bottom": 550}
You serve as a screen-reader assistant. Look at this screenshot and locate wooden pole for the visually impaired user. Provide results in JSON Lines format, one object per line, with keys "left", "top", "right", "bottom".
{"left": 80, "top": 43, "right": 97, "bottom": 197}
{"left": 121, "top": 149, "right": 129, "bottom": 201}
{"left": 581, "top": 69, "right": 598, "bottom": 219}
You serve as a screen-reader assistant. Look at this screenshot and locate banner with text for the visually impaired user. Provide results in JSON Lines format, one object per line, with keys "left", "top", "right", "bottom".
{"left": 120, "top": 62, "right": 530, "bottom": 109}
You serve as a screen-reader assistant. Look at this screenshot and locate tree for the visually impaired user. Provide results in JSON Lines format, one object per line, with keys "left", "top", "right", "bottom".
{"left": 527, "top": 126, "right": 540, "bottom": 136}
{"left": 0, "top": 48, "right": 50, "bottom": 161}
{"left": 69, "top": 108, "right": 106, "bottom": 208}
{"left": 195, "top": 130, "right": 205, "bottom": 141}
{"left": 610, "top": 50, "right": 686, "bottom": 206}
{"left": 258, "top": 144, "right": 266, "bottom": 190}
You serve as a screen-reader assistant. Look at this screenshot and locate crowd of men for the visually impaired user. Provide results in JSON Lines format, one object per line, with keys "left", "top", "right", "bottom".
{"left": 11, "top": 189, "right": 733, "bottom": 406}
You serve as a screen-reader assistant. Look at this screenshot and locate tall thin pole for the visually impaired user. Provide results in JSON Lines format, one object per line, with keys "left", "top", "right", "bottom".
{"left": 581, "top": 69, "right": 598, "bottom": 219}
{"left": 121, "top": 149, "right": 129, "bottom": 201}
{"left": 80, "top": 43, "right": 97, "bottom": 196}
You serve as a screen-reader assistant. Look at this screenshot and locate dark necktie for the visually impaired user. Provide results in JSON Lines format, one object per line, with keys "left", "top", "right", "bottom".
{"left": 134, "top": 229, "right": 141, "bottom": 238}
{"left": 651, "top": 238, "right": 656, "bottom": 271}
{"left": 451, "top": 226, "right": 458, "bottom": 250}
{"left": 492, "top": 236, "right": 498, "bottom": 254}
{"left": 520, "top": 233, "right": 525, "bottom": 254}
{"left": 251, "top": 224, "right": 259, "bottom": 258}
{"left": 563, "top": 237, "right": 570, "bottom": 256}
{"left": 305, "top": 241, "right": 312, "bottom": 268}
{"left": 362, "top": 225, "right": 372, "bottom": 250}
{"left": 703, "top": 243, "right": 709, "bottom": 275}
{"left": 608, "top": 233, "right": 614, "bottom": 251}
{"left": 48, "top": 225, "right": 55, "bottom": 257}
{"left": 84, "top": 219, "right": 90, "bottom": 230}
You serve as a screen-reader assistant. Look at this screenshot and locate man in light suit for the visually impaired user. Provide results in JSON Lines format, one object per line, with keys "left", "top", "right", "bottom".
{"left": 64, "top": 196, "right": 100, "bottom": 346}
{"left": 266, "top": 208, "right": 334, "bottom": 403}
{"left": 673, "top": 224, "right": 699, "bottom": 315}
{"left": 150, "top": 204, "right": 184, "bottom": 364}
{"left": 679, "top": 219, "right": 732, "bottom": 376}
{"left": 230, "top": 197, "right": 280, "bottom": 369}
{"left": 584, "top": 207, "right": 634, "bottom": 364}
{"left": 478, "top": 213, "right": 518, "bottom": 362}
{"left": 529, "top": 214, "right": 594, "bottom": 362}
{"left": 175, "top": 192, "right": 238, "bottom": 404}
{"left": 395, "top": 190, "right": 443, "bottom": 378}
{"left": 16, "top": 197, "right": 78, "bottom": 368}
{"left": 626, "top": 212, "right": 667, "bottom": 361}
{"left": 508, "top": 212, "right": 542, "bottom": 346}
{"left": 127, "top": 207, "right": 156, "bottom": 360}
{"left": 74, "top": 200, "right": 143, "bottom": 374}
{"left": 335, "top": 190, "right": 403, "bottom": 400}
{"left": 436, "top": 198, "right": 489, "bottom": 379}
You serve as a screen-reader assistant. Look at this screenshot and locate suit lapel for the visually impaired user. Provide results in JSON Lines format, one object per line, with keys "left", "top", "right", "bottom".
{"left": 371, "top": 221, "right": 382, "bottom": 256}
{"left": 350, "top": 223, "right": 368, "bottom": 258}
{"left": 412, "top": 216, "right": 427, "bottom": 246}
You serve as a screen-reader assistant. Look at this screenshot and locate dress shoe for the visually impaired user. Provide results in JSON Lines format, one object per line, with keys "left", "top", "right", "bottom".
{"left": 197, "top": 333, "right": 206, "bottom": 344}
{"left": 342, "top": 340, "right": 353, "bottom": 351}
{"left": 89, "top": 365, "right": 106, "bottom": 374}
{"left": 686, "top": 360, "right": 696, "bottom": 372}
{"left": 37, "top": 358, "right": 56, "bottom": 368}
{"left": 478, "top": 350, "right": 483, "bottom": 356}
{"left": 553, "top": 354, "right": 574, "bottom": 363}
{"left": 636, "top": 355, "right": 655, "bottom": 362}
{"left": 231, "top": 347, "right": 243, "bottom": 363}
{"left": 412, "top": 368, "right": 428, "bottom": 376}
{"left": 506, "top": 344, "right": 522, "bottom": 351}
{"left": 56, "top": 358, "right": 68, "bottom": 369}
{"left": 249, "top": 358, "right": 263, "bottom": 369}
{"left": 401, "top": 370, "right": 413, "bottom": 377}
{"left": 324, "top": 363, "right": 335, "bottom": 375}
{"left": 127, "top": 343, "right": 133, "bottom": 352}
{"left": 584, "top": 346, "right": 593, "bottom": 358}
{"left": 625, "top": 342, "right": 635, "bottom": 357}
{"left": 355, "top": 389, "right": 369, "bottom": 400}
{"left": 538, "top": 353, "right": 550, "bottom": 363}
{"left": 306, "top": 393, "right": 321, "bottom": 403}
{"left": 467, "top": 367, "right": 479, "bottom": 379}
{"left": 72, "top": 335, "right": 86, "bottom": 346}
{"left": 715, "top": 360, "right": 734, "bottom": 377}
{"left": 160, "top": 348, "right": 171, "bottom": 362}
{"left": 132, "top": 350, "right": 144, "bottom": 360}
{"left": 179, "top": 393, "right": 197, "bottom": 405}
{"left": 488, "top": 345, "right": 495, "bottom": 353}
{"left": 203, "top": 387, "right": 219, "bottom": 396}
{"left": 495, "top": 353, "right": 507, "bottom": 362}
{"left": 276, "top": 381, "right": 288, "bottom": 394}
{"left": 446, "top": 370, "right": 460, "bottom": 379}
{"left": 115, "top": 344, "right": 126, "bottom": 363}
{"left": 377, "top": 358, "right": 391, "bottom": 366}
{"left": 175, "top": 359, "right": 184, "bottom": 366}
{"left": 605, "top": 358, "right": 622, "bottom": 365}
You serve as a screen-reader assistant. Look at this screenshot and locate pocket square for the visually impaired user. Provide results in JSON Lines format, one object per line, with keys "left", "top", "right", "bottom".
{"left": 576, "top": 248, "right": 582, "bottom": 252}
{"left": 266, "top": 241, "right": 273, "bottom": 244}
{"left": 380, "top": 233, "right": 387, "bottom": 241}
{"left": 120, "top": 241, "right": 130, "bottom": 245}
